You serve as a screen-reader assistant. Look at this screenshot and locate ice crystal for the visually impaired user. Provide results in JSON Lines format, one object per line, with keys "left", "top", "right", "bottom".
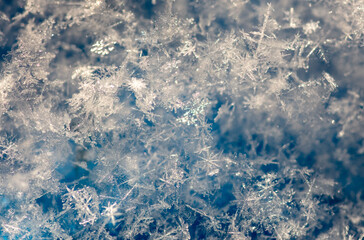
{"left": 0, "top": 0, "right": 363, "bottom": 239}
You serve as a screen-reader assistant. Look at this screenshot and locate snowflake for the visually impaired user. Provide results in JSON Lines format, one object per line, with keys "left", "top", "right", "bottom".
{"left": 63, "top": 187, "right": 99, "bottom": 226}
{"left": 178, "top": 40, "right": 198, "bottom": 58}
{"left": 303, "top": 21, "right": 320, "bottom": 35}
{"left": 102, "top": 202, "right": 121, "bottom": 226}
{"left": 128, "top": 78, "right": 146, "bottom": 92}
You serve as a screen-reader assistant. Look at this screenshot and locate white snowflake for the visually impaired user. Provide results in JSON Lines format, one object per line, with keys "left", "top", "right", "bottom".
{"left": 128, "top": 78, "right": 146, "bottom": 92}
{"left": 102, "top": 202, "right": 121, "bottom": 226}
{"left": 303, "top": 21, "right": 320, "bottom": 35}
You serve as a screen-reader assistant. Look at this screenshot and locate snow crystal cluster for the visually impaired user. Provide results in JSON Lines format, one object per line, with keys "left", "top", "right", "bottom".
{"left": 0, "top": 0, "right": 363, "bottom": 239}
